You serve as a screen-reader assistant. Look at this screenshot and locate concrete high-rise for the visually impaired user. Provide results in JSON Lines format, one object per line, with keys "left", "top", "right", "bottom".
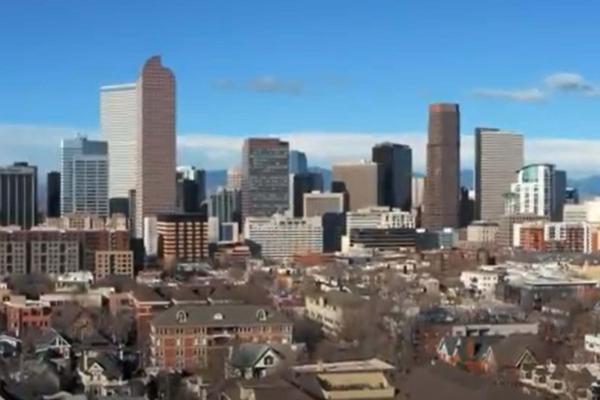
{"left": 475, "top": 128, "right": 524, "bottom": 222}
{"left": 332, "top": 161, "right": 381, "bottom": 211}
{"left": 423, "top": 103, "right": 460, "bottom": 229}
{"left": 100, "top": 83, "right": 138, "bottom": 201}
{"left": 135, "top": 56, "right": 177, "bottom": 238}
{"left": 290, "top": 172, "right": 323, "bottom": 217}
{"left": 241, "top": 138, "right": 289, "bottom": 218}
{"left": 0, "top": 163, "right": 38, "bottom": 229}
{"left": 227, "top": 167, "right": 242, "bottom": 190}
{"left": 61, "top": 136, "right": 108, "bottom": 216}
{"left": 372, "top": 143, "right": 412, "bottom": 210}
{"left": 46, "top": 171, "right": 60, "bottom": 218}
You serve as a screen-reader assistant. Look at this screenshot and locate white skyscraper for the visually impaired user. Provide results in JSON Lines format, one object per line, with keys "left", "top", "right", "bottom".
{"left": 100, "top": 83, "right": 138, "bottom": 200}
{"left": 475, "top": 128, "right": 524, "bottom": 222}
{"left": 507, "top": 164, "right": 555, "bottom": 218}
{"left": 60, "top": 135, "right": 109, "bottom": 216}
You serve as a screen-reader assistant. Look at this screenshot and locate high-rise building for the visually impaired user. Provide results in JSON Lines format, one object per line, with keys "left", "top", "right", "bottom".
{"left": 60, "top": 136, "right": 108, "bottom": 217}
{"left": 411, "top": 176, "right": 425, "bottom": 210}
{"left": 332, "top": 161, "right": 381, "bottom": 211}
{"left": 208, "top": 187, "right": 242, "bottom": 224}
{"left": 303, "top": 192, "right": 345, "bottom": 218}
{"left": 289, "top": 150, "right": 308, "bottom": 174}
{"left": 46, "top": 171, "right": 60, "bottom": 219}
{"left": 506, "top": 164, "right": 556, "bottom": 218}
{"left": 0, "top": 163, "right": 38, "bottom": 229}
{"left": 244, "top": 215, "right": 323, "bottom": 259}
{"left": 135, "top": 56, "right": 177, "bottom": 238}
{"left": 372, "top": 143, "right": 412, "bottom": 210}
{"left": 241, "top": 138, "right": 289, "bottom": 218}
{"left": 227, "top": 167, "right": 242, "bottom": 190}
{"left": 290, "top": 172, "right": 323, "bottom": 217}
{"left": 176, "top": 166, "right": 206, "bottom": 213}
{"left": 474, "top": 128, "right": 524, "bottom": 222}
{"left": 553, "top": 170, "right": 567, "bottom": 222}
{"left": 100, "top": 83, "right": 138, "bottom": 201}
{"left": 423, "top": 103, "right": 460, "bottom": 230}
{"left": 156, "top": 213, "right": 209, "bottom": 263}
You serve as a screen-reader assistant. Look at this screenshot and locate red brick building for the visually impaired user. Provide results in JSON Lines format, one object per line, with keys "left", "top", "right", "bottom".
{"left": 149, "top": 305, "right": 292, "bottom": 370}
{"left": 4, "top": 300, "right": 52, "bottom": 336}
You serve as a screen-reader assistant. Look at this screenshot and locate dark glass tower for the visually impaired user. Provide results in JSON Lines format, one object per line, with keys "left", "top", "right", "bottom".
{"left": 0, "top": 162, "right": 38, "bottom": 228}
{"left": 291, "top": 172, "right": 323, "bottom": 217}
{"left": 46, "top": 171, "right": 61, "bottom": 218}
{"left": 372, "top": 143, "right": 412, "bottom": 210}
{"left": 423, "top": 103, "right": 460, "bottom": 229}
{"left": 289, "top": 150, "right": 308, "bottom": 174}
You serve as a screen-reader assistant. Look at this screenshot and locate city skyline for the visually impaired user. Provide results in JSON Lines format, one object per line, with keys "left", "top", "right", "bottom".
{"left": 2, "top": 2, "right": 600, "bottom": 176}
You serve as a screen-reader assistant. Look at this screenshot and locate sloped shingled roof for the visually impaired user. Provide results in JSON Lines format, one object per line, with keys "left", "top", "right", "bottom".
{"left": 151, "top": 305, "right": 290, "bottom": 327}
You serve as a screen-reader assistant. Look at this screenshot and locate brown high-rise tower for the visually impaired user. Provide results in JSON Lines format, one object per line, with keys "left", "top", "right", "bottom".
{"left": 423, "top": 103, "right": 460, "bottom": 229}
{"left": 135, "top": 56, "right": 176, "bottom": 238}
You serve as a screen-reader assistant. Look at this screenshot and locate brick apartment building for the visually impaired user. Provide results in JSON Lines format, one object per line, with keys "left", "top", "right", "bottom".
{"left": 156, "top": 213, "right": 208, "bottom": 263}
{"left": 149, "top": 305, "right": 292, "bottom": 370}
{"left": 4, "top": 300, "right": 52, "bottom": 336}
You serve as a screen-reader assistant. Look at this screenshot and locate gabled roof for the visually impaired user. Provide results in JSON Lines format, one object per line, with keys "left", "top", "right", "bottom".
{"left": 82, "top": 352, "right": 124, "bottom": 380}
{"left": 489, "top": 334, "right": 551, "bottom": 368}
{"left": 151, "top": 305, "right": 290, "bottom": 327}
{"left": 230, "top": 343, "right": 292, "bottom": 369}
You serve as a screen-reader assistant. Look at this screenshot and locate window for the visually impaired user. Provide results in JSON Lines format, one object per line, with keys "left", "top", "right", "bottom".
{"left": 264, "top": 355, "right": 275, "bottom": 366}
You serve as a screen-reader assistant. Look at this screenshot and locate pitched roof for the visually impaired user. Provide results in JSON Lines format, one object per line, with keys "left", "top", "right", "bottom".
{"left": 489, "top": 334, "right": 549, "bottom": 368}
{"left": 151, "top": 305, "right": 290, "bottom": 327}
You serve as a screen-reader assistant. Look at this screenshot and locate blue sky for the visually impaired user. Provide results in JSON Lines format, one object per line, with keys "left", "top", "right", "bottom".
{"left": 1, "top": 1, "right": 600, "bottom": 175}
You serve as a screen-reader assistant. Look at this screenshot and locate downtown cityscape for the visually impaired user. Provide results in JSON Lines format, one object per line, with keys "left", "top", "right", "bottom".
{"left": 3, "top": 2, "right": 600, "bottom": 400}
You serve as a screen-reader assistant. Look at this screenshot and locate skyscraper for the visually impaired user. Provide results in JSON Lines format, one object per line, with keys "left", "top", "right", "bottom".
{"left": 209, "top": 187, "right": 242, "bottom": 224}
{"left": 372, "top": 142, "right": 412, "bottom": 210}
{"left": 176, "top": 166, "right": 206, "bottom": 213}
{"left": 553, "top": 170, "right": 567, "bottom": 221}
{"left": 475, "top": 128, "right": 524, "bottom": 222}
{"left": 289, "top": 150, "right": 308, "bottom": 174}
{"left": 0, "top": 162, "right": 38, "bottom": 229}
{"left": 332, "top": 161, "right": 381, "bottom": 211}
{"left": 46, "top": 171, "right": 61, "bottom": 218}
{"left": 290, "top": 172, "right": 323, "bottom": 217}
{"left": 241, "top": 138, "right": 289, "bottom": 218}
{"left": 100, "top": 83, "right": 138, "bottom": 202}
{"left": 227, "top": 167, "right": 242, "bottom": 190}
{"left": 60, "top": 135, "right": 108, "bottom": 216}
{"left": 135, "top": 56, "right": 177, "bottom": 238}
{"left": 506, "top": 164, "right": 556, "bottom": 218}
{"left": 423, "top": 103, "right": 460, "bottom": 229}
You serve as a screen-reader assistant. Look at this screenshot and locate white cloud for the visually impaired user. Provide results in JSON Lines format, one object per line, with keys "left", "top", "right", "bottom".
{"left": 544, "top": 72, "right": 600, "bottom": 95}
{"left": 212, "top": 75, "right": 303, "bottom": 95}
{"left": 472, "top": 88, "right": 546, "bottom": 102}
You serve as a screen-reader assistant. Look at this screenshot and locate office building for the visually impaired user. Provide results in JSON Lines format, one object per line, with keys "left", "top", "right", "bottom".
{"left": 227, "top": 167, "right": 242, "bottom": 190}
{"left": 100, "top": 82, "right": 138, "bottom": 202}
{"left": 565, "top": 187, "right": 579, "bottom": 205}
{"left": 244, "top": 215, "right": 323, "bottom": 259}
{"left": 60, "top": 136, "right": 108, "bottom": 217}
{"left": 94, "top": 250, "right": 134, "bottom": 280}
{"left": 149, "top": 305, "right": 292, "bottom": 370}
{"left": 347, "top": 228, "right": 417, "bottom": 250}
{"left": 0, "top": 162, "right": 38, "bottom": 229}
{"left": 241, "top": 138, "right": 289, "bottom": 218}
{"left": 290, "top": 172, "right": 323, "bottom": 217}
{"left": 176, "top": 166, "right": 206, "bottom": 213}
{"left": 372, "top": 142, "right": 412, "bottom": 210}
{"left": 506, "top": 164, "right": 556, "bottom": 218}
{"left": 474, "top": 128, "right": 524, "bottom": 222}
{"left": 423, "top": 103, "right": 460, "bottom": 229}
{"left": 135, "top": 56, "right": 177, "bottom": 238}
{"left": 553, "top": 170, "right": 567, "bottom": 221}
{"left": 332, "top": 161, "right": 380, "bottom": 211}
{"left": 303, "top": 192, "right": 345, "bottom": 218}
{"left": 466, "top": 221, "right": 499, "bottom": 243}
{"left": 156, "top": 213, "right": 208, "bottom": 263}
{"left": 220, "top": 222, "right": 239, "bottom": 242}
{"left": 496, "top": 214, "right": 548, "bottom": 248}
{"left": 208, "top": 187, "right": 241, "bottom": 224}
{"left": 289, "top": 150, "right": 308, "bottom": 174}
{"left": 322, "top": 212, "right": 345, "bottom": 253}
{"left": 46, "top": 171, "right": 60, "bottom": 219}
{"left": 346, "top": 206, "right": 415, "bottom": 233}
{"left": 411, "top": 176, "right": 425, "bottom": 210}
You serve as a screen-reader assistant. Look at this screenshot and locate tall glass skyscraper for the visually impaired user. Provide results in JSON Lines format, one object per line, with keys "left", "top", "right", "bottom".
{"left": 289, "top": 150, "right": 308, "bottom": 174}
{"left": 372, "top": 142, "right": 412, "bottom": 211}
{"left": 60, "top": 135, "right": 108, "bottom": 216}
{"left": 0, "top": 162, "right": 38, "bottom": 228}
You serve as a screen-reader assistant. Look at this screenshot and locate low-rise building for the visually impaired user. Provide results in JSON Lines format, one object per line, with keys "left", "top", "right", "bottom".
{"left": 149, "top": 305, "right": 292, "bottom": 370}
{"left": 466, "top": 221, "right": 498, "bottom": 243}
{"left": 4, "top": 300, "right": 52, "bottom": 336}
{"left": 305, "top": 291, "right": 367, "bottom": 336}
{"left": 460, "top": 270, "right": 501, "bottom": 295}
